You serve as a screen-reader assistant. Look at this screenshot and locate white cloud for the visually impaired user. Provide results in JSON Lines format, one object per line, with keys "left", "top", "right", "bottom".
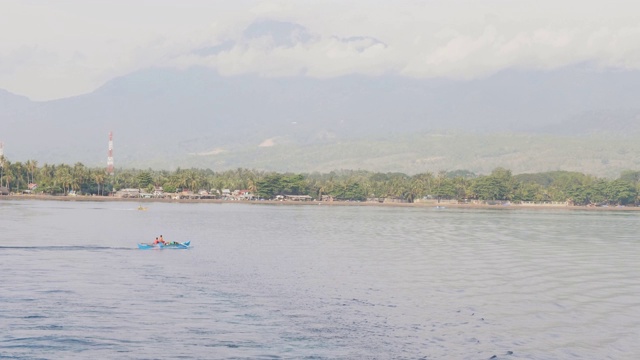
{"left": 2, "top": 0, "right": 640, "bottom": 100}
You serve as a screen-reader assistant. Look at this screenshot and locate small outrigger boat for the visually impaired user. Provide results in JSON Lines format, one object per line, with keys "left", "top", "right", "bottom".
{"left": 137, "top": 240, "right": 191, "bottom": 250}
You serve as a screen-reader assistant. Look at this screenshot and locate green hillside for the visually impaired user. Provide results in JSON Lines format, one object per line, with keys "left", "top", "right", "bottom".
{"left": 128, "top": 132, "right": 640, "bottom": 178}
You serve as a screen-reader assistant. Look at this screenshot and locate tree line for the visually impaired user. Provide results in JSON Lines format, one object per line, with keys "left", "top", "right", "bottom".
{"left": 1, "top": 156, "right": 639, "bottom": 205}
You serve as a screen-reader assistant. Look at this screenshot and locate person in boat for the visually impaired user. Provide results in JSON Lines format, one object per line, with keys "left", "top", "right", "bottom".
{"left": 159, "top": 235, "right": 179, "bottom": 246}
{"left": 153, "top": 237, "right": 160, "bottom": 244}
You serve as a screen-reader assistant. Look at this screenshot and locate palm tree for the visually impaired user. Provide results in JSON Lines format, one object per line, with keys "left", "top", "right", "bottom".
{"left": 94, "top": 171, "right": 105, "bottom": 196}
{"left": 0, "top": 155, "right": 7, "bottom": 187}
{"left": 187, "top": 170, "right": 202, "bottom": 192}
{"left": 25, "top": 159, "right": 38, "bottom": 185}
{"left": 1, "top": 157, "right": 14, "bottom": 189}
{"left": 3, "top": 171, "right": 13, "bottom": 191}
{"left": 54, "top": 166, "right": 73, "bottom": 194}
{"left": 433, "top": 171, "right": 449, "bottom": 202}
{"left": 247, "top": 176, "right": 257, "bottom": 198}
{"left": 72, "top": 163, "right": 87, "bottom": 193}
{"left": 407, "top": 176, "right": 427, "bottom": 203}
{"left": 10, "top": 161, "right": 27, "bottom": 192}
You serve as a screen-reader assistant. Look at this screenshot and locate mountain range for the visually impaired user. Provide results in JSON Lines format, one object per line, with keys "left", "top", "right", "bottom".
{"left": 2, "top": 65, "right": 640, "bottom": 177}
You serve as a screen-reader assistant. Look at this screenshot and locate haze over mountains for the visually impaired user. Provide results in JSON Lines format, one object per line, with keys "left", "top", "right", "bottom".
{"left": 2, "top": 64, "right": 640, "bottom": 177}
{"left": 2, "top": 16, "right": 640, "bottom": 177}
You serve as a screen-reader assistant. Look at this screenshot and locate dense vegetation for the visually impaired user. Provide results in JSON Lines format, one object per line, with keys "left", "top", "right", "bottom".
{"left": 1, "top": 156, "right": 639, "bottom": 206}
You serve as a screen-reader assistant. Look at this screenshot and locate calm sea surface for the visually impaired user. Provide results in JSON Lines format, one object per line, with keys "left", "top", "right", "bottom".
{"left": 1, "top": 200, "right": 639, "bottom": 359}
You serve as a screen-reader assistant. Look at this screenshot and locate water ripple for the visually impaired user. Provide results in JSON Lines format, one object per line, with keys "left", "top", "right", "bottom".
{"left": 0, "top": 202, "right": 639, "bottom": 359}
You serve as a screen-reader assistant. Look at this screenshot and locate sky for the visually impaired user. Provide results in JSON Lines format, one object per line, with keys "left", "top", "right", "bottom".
{"left": 2, "top": 0, "right": 640, "bottom": 101}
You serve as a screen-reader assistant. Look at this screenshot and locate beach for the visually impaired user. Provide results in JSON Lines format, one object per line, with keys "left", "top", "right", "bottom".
{"left": 2, "top": 193, "right": 639, "bottom": 211}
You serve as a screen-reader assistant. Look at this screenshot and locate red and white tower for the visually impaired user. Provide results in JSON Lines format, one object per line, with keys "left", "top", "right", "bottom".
{"left": 107, "top": 132, "right": 114, "bottom": 175}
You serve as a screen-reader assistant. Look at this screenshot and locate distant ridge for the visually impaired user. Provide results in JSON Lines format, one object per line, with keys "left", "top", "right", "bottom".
{"left": 2, "top": 65, "right": 640, "bottom": 176}
{"left": 535, "top": 108, "right": 640, "bottom": 135}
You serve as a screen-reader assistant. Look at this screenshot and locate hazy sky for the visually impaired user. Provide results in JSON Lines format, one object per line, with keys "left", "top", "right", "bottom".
{"left": 2, "top": 0, "right": 640, "bottom": 100}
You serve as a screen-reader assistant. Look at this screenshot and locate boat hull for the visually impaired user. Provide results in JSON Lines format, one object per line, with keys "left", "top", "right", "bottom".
{"left": 137, "top": 241, "right": 190, "bottom": 249}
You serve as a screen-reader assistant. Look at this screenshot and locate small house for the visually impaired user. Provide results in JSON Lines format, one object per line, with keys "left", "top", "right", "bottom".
{"left": 285, "top": 195, "right": 313, "bottom": 201}
{"left": 115, "top": 188, "right": 141, "bottom": 198}
{"left": 153, "top": 186, "right": 164, "bottom": 197}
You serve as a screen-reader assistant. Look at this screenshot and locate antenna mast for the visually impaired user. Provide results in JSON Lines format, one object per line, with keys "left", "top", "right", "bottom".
{"left": 107, "top": 132, "right": 114, "bottom": 175}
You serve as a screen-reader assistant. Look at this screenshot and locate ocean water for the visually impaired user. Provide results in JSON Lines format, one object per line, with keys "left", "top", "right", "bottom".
{"left": 1, "top": 200, "right": 639, "bottom": 359}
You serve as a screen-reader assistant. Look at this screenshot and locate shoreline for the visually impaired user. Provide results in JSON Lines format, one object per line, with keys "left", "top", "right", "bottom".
{"left": 2, "top": 194, "right": 639, "bottom": 211}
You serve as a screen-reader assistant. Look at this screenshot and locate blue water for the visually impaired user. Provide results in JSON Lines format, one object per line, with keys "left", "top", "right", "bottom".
{"left": 1, "top": 200, "right": 639, "bottom": 359}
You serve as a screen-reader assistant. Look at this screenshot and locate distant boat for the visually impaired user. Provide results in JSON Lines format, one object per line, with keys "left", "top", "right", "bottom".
{"left": 435, "top": 206, "right": 446, "bottom": 209}
{"left": 137, "top": 205, "right": 147, "bottom": 211}
{"left": 137, "top": 241, "right": 190, "bottom": 250}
